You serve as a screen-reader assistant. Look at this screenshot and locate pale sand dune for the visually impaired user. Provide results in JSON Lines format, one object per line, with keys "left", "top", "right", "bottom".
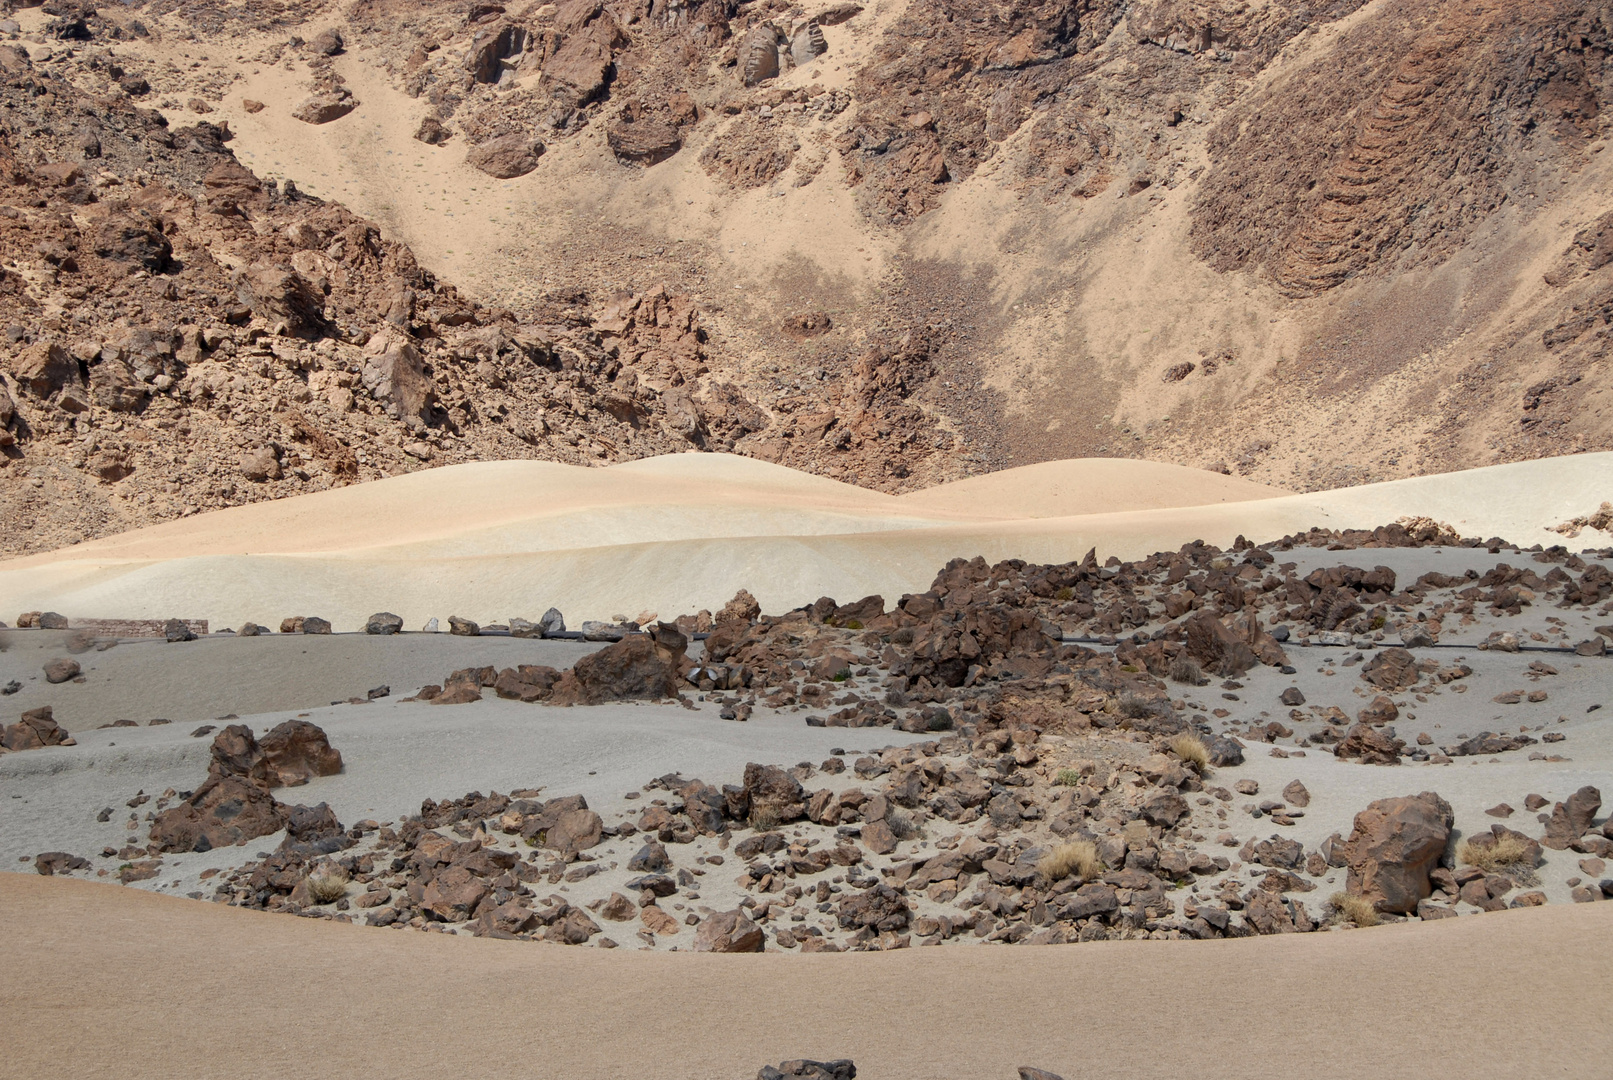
{"left": 0, "top": 453, "right": 1605, "bottom": 629}
{"left": 0, "top": 874, "right": 1605, "bottom": 1080}
{"left": 897, "top": 458, "right": 1290, "bottom": 518}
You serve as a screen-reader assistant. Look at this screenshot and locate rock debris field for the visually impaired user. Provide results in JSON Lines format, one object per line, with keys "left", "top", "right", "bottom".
{"left": 4, "top": 519, "right": 1612, "bottom": 953}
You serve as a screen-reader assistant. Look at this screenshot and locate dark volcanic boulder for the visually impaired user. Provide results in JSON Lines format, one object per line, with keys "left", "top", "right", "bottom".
{"left": 550, "top": 635, "right": 680, "bottom": 705}
{"left": 259, "top": 719, "right": 343, "bottom": 787}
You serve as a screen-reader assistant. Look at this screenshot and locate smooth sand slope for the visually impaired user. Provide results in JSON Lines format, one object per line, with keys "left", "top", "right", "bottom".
{"left": 1, "top": 873, "right": 1606, "bottom": 1080}
{"left": 0, "top": 452, "right": 1606, "bottom": 630}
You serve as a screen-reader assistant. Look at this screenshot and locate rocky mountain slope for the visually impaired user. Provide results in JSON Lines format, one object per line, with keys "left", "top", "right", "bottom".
{"left": 3, "top": 0, "right": 1612, "bottom": 556}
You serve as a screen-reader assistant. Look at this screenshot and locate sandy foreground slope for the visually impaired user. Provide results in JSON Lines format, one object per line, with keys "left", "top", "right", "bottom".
{"left": 0, "top": 452, "right": 1607, "bottom": 630}
{"left": 0, "top": 872, "right": 1606, "bottom": 1080}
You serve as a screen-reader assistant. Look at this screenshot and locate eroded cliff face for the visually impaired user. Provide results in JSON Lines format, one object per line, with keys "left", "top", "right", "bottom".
{"left": 4, "top": 0, "right": 1612, "bottom": 555}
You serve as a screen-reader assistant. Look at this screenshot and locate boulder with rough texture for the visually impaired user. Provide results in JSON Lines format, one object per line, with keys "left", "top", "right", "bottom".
{"left": 741, "top": 24, "right": 781, "bottom": 86}
{"left": 360, "top": 333, "right": 434, "bottom": 422}
{"left": 790, "top": 21, "right": 828, "bottom": 66}
{"left": 693, "top": 908, "right": 764, "bottom": 952}
{"left": 291, "top": 90, "right": 357, "bottom": 124}
{"left": 34, "top": 851, "right": 91, "bottom": 876}
{"left": 835, "top": 883, "right": 909, "bottom": 931}
{"left": 607, "top": 117, "right": 682, "bottom": 165}
{"left": 14, "top": 341, "right": 78, "bottom": 398}
{"left": 539, "top": 608, "right": 566, "bottom": 635}
{"left": 717, "top": 589, "right": 760, "bottom": 627}
{"left": 448, "top": 615, "right": 480, "bottom": 637}
{"left": 239, "top": 445, "right": 282, "bottom": 481}
{"left": 1543, "top": 786, "right": 1602, "bottom": 849}
{"left": 148, "top": 772, "right": 284, "bottom": 853}
{"left": 744, "top": 761, "right": 807, "bottom": 826}
{"left": 236, "top": 262, "right": 328, "bottom": 335}
{"left": 365, "top": 612, "right": 404, "bottom": 635}
{"left": 259, "top": 719, "right": 343, "bottom": 787}
{"left": 466, "top": 134, "right": 544, "bottom": 178}
{"left": 493, "top": 664, "right": 562, "bottom": 702}
{"left": 759, "top": 1061, "right": 856, "bottom": 1080}
{"left": 301, "top": 616, "right": 332, "bottom": 635}
{"left": 1184, "top": 611, "right": 1286, "bottom": 676}
{"left": 415, "top": 116, "right": 452, "bottom": 144}
{"left": 1334, "top": 722, "right": 1405, "bottom": 765}
{"left": 1360, "top": 648, "right": 1420, "bottom": 691}
{"left": 2, "top": 706, "right": 71, "bottom": 751}
{"left": 1341, "top": 791, "right": 1454, "bottom": 913}
{"left": 43, "top": 657, "right": 80, "bottom": 683}
{"left": 310, "top": 28, "right": 344, "bottom": 55}
{"left": 551, "top": 634, "right": 679, "bottom": 704}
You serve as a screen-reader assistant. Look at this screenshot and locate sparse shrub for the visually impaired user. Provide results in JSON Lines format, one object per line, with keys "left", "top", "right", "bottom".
{"left": 925, "top": 711, "right": 953, "bottom": 732}
{"left": 888, "top": 810, "right": 919, "bottom": 840}
{"left": 844, "top": 620, "right": 863, "bottom": 630}
{"left": 1038, "top": 840, "right": 1103, "bottom": 884}
{"left": 1053, "top": 768, "right": 1083, "bottom": 787}
{"left": 1168, "top": 732, "right": 1210, "bottom": 774}
{"left": 1457, "top": 834, "right": 1533, "bottom": 872}
{"left": 1055, "top": 587, "right": 1074, "bottom": 601}
{"left": 306, "top": 865, "right": 349, "bottom": 904}
{"left": 750, "top": 805, "right": 783, "bottom": 831}
{"left": 831, "top": 670, "right": 851, "bottom": 682}
{"left": 1369, "top": 614, "right": 1387, "bottom": 630}
{"left": 1118, "top": 692, "right": 1157, "bottom": 719}
{"left": 1168, "top": 656, "right": 1207, "bottom": 686}
{"left": 1330, "top": 891, "right": 1380, "bottom": 927}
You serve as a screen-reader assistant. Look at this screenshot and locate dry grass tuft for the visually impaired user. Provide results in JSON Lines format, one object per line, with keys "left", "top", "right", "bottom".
{"left": 1118, "top": 692, "right": 1159, "bottom": 720}
{"left": 1457, "top": 834, "right": 1533, "bottom": 872}
{"left": 305, "top": 866, "right": 349, "bottom": 904}
{"left": 1037, "top": 840, "right": 1103, "bottom": 884}
{"left": 1330, "top": 891, "right": 1380, "bottom": 927}
{"left": 1168, "top": 732, "right": 1210, "bottom": 773}
{"left": 1168, "top": 656, "right": 1208, "bottom": 686}
{"left": 1053, "top": 768, "right": 1083, "bottom": 787}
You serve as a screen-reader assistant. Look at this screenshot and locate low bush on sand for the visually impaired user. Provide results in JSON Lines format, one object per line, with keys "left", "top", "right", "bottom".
{"left": 1038, "top": 840, "right": 1103, "bottom": 884}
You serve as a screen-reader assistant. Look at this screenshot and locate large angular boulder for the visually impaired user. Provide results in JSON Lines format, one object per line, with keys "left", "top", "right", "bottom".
{"left": 148, "top": 721, "right": 342, "bottom": 852}
{"left": 291, "top": 90, "right": 357, "bottom": 124}
{"left": 235, "top": 262, "right": 328, "bottom": 335}
{"left": 1184, "top": 611, "right": 1286, "bottom": 677}
{"left": 2, "top": 706, "right": 72, "bottom": 751}
{"left": 1543, "top": 786, "right": 1602, "bottom": 849}
{"left": 361, "top": 333, "right": 434, "bottom": 421}
{"left": 835, "top": 883, "right": 909, "bottom": 932}
{"left": 14, "top": 341, "right": 79, "bottom": 398}
{"left": 1341, "top": 792, "right": 1454, "bottom": 913}
{"left": 550, "top": 634, "right": 680, "bottom": 705}
{"left": 693, "top": 908, "right": 764, "bottom": 952}
{"left": 148, "top": 773, "right": 285, "bottom": 853}
{"left": 743, "top": 762, "right": 806, "bottom": 827}
{"left": 259, "top": 719, "right": 344, "bottom": 787}
{"left": 1360, "top": 647, "right": 1420, "bottom": 691}
{"left": 365, "top": 612, "right": 404, "bottom": 635}
{"left": 466, "top": 134, "right": 544, "bottom": 178}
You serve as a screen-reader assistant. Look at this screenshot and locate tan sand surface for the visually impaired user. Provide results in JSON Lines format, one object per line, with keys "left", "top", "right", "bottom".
{"left": 0, "top": 873, "right": 1605, "bottom": 1080}
{"left": 0, "top": 452, "right": 1605, "bottom": 630}
{"left": 895, "top": 458, "right": 1289, "bottom": 518}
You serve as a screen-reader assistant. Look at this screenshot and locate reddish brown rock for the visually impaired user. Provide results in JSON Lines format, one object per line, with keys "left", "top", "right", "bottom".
{"left": 1341, "top": 791, "right": 1454, "bottom": 914}
{"left": 465, "top": 134, "right": 544, "bottom": 178}
{"left": 692, "top": 908, "right": 764, "bottom": 952}
{"left": 258, "top": 719, "right": 343, "bottom": 787}
{"left": 1334, "top": 723, "right": 1405, "bottom": 765}
{"left": 2, "top": 706, "right": 72, "bottom": 751}
{"left": 551, "top": 635, "right": 680, "bottom": 705}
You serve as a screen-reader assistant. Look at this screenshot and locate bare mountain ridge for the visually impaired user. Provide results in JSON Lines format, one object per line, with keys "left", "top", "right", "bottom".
{"left": 1, "top": 0, "right": 1611, "bottom": 556}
